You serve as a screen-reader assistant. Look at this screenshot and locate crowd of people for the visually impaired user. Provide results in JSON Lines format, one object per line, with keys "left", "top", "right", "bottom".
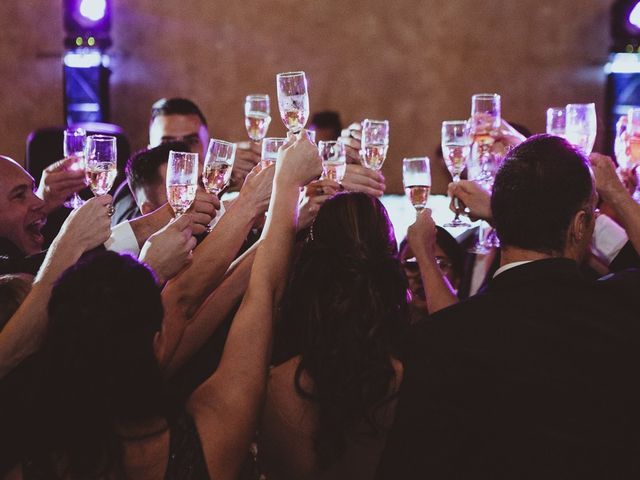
{"left": 1, "top": 97, "right": 640, "bottom": 480}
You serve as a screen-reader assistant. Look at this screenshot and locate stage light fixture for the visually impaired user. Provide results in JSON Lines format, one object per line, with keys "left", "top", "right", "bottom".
{"left": 79, "top": 0, "right": 107, "bottom": 22}
{"left": 64, "top": 0, "right": 112, "bottom": 49}
{"left": 611, "top": 0, "right": 640, "bottom": 51}
{"left": 62, "top": 0, "right": 112, "bottom": 124}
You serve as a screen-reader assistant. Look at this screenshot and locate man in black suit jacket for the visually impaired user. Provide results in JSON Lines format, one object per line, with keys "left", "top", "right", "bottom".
{"left": 377, "top": 135, "right": 640, "bottom": 479}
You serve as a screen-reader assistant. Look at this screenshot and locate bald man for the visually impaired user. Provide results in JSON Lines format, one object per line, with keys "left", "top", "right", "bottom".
{"left": 0, "top": 156, "right": 48, "bottom": 258}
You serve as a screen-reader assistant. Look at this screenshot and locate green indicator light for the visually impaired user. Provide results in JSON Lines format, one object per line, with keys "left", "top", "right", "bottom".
{"left": 88, "top": 37, "right": 95, "bottom": 46}
{"left": 76, "top": 37, "right": 83, "bottom": 47}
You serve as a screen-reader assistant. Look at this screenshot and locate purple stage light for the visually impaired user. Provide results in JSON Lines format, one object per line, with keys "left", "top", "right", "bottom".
{"left": 630, "top": 1, "right": 640, "bottom": 29}
{"left": 79, "top": 0, "right": 107, "bottom": 22}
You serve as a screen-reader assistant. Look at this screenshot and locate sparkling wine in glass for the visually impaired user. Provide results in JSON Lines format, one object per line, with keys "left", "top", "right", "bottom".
{"left": 244, "top": 94, "right": 271, "bottom": 141}
{"left": 360, "top": 119, "right": 389, "bottom": 170}
{"left": 546, "top": 107, "right": 566, "bottom": 138}
{"left": 203, "top": 139, "right": 236, "bottom": 196}
{"left": 63, "top": 127, "right": 87, "bottom": 208}
{"left": 318, "top": 140, "right": 346, "bottom": 183}
{"left": 261, "top": 137, "right": 287, "bottom": 169}
{"left": 442, "top": 121, "right": 472, "bottom": 228}
{"left": 166, "top": 151, "right": 198, "bottom": 218}
{"left": 470, "top": 93, "right": 501, "bottom": 183}
{"left": 565, "top": 103, "right": 597, "bottom": 155}
{"left": 85, "top": 134, "right": 117, "bottom": 216}
{"left": 402, "top": 157, "right": 431, "bottom": 213}
{"left": 276, "top": 71, "right": 309, "bottom": 133}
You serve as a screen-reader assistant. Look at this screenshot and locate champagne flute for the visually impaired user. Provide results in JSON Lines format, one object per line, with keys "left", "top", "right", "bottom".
{"left": 166, "top": 151, "right": 198, "bottom": 218}
{"left": 261, "top": 137, "right": 287, "bottom": 169}
{"left": 202, "top": 139, "right": 236, "bottom": 196}
{"left": 360, "top": 119, "right": 389, "bottom": 170}
{"left": 276, "top": 71, "right": 309, "bottom": 134}
{"left": 244, "top": 94, "right": 271, "bottom": 141}
{"left": 85, "top": 135, "right": 117, "bottom": 215}
{"left": 565, "top": 103, "right": 597, "bottom": 155}
{"left": 546, "top": 107, "right": 566, "bottom": 137}
{"left": 470, "top": 93, "right": 501, "bottom": 183}
{"left": 402, "top": 157, "right": 431, "bottom": 213}
{"left": 442, "top": 121, "right": 471, "bottom": 227}
{"left": 63, "top": 127, "right": 87, "bottom": 209}
{"left": 318, "top": 140, "right": 346, "bottom": 183}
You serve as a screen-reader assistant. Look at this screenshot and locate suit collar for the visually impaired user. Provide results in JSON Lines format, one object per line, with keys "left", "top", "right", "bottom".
{"left": 487, "top": 257, "right": 584, "bottom": 292}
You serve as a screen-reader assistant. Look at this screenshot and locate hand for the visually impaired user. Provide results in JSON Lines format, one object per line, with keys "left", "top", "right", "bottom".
{"left": 57, "top": 195, "right": 112, "bottom": 251}
{"left": 237, "top": 163, "right": 275, "bottom": 218}
{"left": 276, "top": 132, "right": 322, "bottom": 188}
{"left": 139, "top": 214, "right": 196, "bottom": 284}
{"left": 36, "top": 157, "right": 87, "bottom": 214}
{"left": 229, "top": 141, "right": 261, "bottom": 191}
{"left": 338, "top": 122, "right": 362, "bottom": 164}
{"left": 298, "top": 179, "right": 340, "bottom": 231}
{"left": 341, "top": 164, "right": 385, "bottom": 197}
{"left": 407, "top": 208, "right": 438, "bottom": 262}
{"left": 448, "top": 180, "right": 492, "bottom": 221}
{"left": 590, "top": 152, "right": 627, "bottom": 201}
{"left": 489, "top": 120, "right": 527, "bottom": 159}
{"left": 187, "top": 189, "right": 220, "bottom": 236}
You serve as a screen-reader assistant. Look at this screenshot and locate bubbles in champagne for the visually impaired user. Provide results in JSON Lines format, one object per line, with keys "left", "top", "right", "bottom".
{"left": 361, "top": 144, "right": 388, "bottom": 170}
{"left": 442, "top": 143, "right": 470, "bottom": 179}
{"left": 86, "top": 161, "right": 117, "bottom": 196}
{"left": 202, "top": 162, "right": 231, "bottom": 195}
{"left": 278, "top": 94, "right": 309, "bottom": 133}
{"left": 323, "top": 163, "right": 346, "bottom": 183}
{"left": 405, "top": 185, "right": 430, "bottom": 212}
{"left": 167, "top": 183, "right": 196, "bottom": 215}
{"left": 245, "top": 112, "right": 271, "bottom": 141}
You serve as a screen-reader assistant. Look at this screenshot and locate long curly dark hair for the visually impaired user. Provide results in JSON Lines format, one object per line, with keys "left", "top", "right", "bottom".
{"left": 275, "top": 192, "right": 409, "bottom": 470}
{"left": 27, "top": 251, "right": 168, "bottom": 478}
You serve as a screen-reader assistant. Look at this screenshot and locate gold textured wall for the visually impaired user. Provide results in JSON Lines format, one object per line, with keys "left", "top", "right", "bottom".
{"left": 0, "top": 0, "right": 613, "bottom": 192}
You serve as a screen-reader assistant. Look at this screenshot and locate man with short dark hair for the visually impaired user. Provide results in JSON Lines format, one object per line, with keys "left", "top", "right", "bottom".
{"left": 377, "top": 135, "right": 640, "bottom": 479}
{"left": 112, "top": 97, "right": 260, "bottom": 224}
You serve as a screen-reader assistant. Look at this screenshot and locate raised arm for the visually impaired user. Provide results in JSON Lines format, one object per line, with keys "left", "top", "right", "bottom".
{"left": 163, "top": 242, "right": 259, "bottom": 376}
{"left": 591, "top": 153, "right": 640, "bottom": 256}
{"left": 0, "top": 196, "right": 111, "bottom": 378}
{"left": 409, "top": 208, "right": 459, "bottom": 314}
{"left": 188, "top": 132, "right": 322, "bottom": 480}
{"left": 161, "top": 164, "right": 273, "bottom": 324}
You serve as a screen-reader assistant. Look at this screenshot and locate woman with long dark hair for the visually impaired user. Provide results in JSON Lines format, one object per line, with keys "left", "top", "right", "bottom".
{"left": 260, "top": 192, "right": 410, "bottom": 480}
{"left": 8, "top": 133, "right": 321, "bottom": 480}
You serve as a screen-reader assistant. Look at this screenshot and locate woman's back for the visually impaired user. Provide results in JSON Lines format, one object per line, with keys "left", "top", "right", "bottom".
{"left": 260, "top": 356, "right": 403, "bottom": 480}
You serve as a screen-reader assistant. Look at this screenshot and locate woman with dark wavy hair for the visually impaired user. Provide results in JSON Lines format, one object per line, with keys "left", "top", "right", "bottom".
{"left": 260, "top": 192, "right": 410, "bottom": 480}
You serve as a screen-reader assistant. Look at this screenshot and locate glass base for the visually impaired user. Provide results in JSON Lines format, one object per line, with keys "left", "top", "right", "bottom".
{"left": 444, "top": 219, "right": 471, "bottom": 228}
